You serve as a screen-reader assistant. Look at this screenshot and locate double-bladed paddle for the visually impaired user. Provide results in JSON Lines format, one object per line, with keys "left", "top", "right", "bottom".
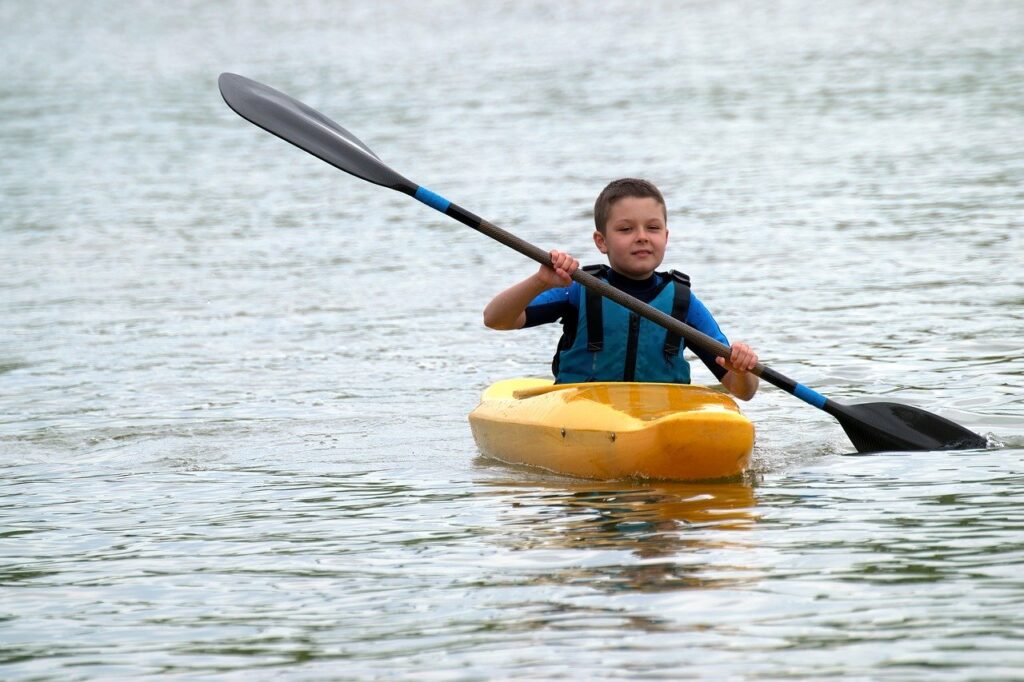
{"left": 217, "top": 72, "right": 987, "bottom": 454}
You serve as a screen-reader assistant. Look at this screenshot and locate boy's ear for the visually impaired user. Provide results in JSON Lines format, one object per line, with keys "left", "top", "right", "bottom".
{"left": 593, "top": 230, "right": 608, "bottom": 254}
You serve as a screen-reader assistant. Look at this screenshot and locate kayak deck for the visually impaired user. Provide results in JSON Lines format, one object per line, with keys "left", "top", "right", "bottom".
{"left": 469, "top": 378, "right": 754, "bottom": 481}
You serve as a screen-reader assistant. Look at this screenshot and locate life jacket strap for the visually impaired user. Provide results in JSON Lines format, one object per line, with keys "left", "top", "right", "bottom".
{"left": 582, "top": 264, "right": 608, "bottom": 352}
{"left": 661, "top": 270, "right": 691, "bottom": 358}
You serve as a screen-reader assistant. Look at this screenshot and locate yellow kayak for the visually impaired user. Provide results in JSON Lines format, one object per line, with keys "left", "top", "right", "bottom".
{"left": 468, "top": 378, "right": 754, "bottom": 481}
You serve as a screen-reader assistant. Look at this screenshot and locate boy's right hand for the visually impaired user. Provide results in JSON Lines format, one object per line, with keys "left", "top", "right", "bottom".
{"left": 536, "top": 250, "right": 579, "bottom": 288}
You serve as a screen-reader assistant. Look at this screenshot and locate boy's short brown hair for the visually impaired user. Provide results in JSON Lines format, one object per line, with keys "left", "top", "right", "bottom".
{"left": 593, "top": 178, "right": 667, "bottom": 234}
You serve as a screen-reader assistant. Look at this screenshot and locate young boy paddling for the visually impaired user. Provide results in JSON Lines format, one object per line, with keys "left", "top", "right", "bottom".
{"left": 483, "top": 178, "right": 760, "bottom": 400}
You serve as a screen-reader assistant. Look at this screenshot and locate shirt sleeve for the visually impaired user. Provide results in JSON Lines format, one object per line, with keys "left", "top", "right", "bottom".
{"left": 685, "top": 293, "right": 731, "bottom": 381}
{"left": 523, "top": 282, "right": 580, "bottom": 328}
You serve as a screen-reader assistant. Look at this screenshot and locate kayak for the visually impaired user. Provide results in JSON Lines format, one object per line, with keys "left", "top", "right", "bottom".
{"left": 468, "top": 378, "right": 754, "bottom": 481}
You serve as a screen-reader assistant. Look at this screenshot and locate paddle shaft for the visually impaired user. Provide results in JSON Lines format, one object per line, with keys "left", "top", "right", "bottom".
{"left": 407, "top": 186, "right": 832, "bottom": 411}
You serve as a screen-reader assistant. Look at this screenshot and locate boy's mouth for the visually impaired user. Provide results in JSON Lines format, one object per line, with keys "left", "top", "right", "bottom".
{"left": 632, "top": 250, "right": 653, "bottom": 257}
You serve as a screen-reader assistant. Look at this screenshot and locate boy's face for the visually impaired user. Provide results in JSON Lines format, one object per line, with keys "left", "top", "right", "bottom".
{"left": 593, "top": 196, "right": 668, "bottom": 280}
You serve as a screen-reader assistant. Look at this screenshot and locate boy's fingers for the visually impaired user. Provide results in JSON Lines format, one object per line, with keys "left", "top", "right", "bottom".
{"left": 547, "top": 252, "right": 578, "bottom": 281}
{"left": 730, "top": 346, "right": 758, "bottom": 372}
{"left": 717, "top": 345, "right": 758, "bottom": 373}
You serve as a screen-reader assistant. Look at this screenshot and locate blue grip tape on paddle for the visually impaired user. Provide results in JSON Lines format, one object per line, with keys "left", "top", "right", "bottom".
{"left": 414, "top": 186, "right": 451, "bottom": 213}
{"left": 793, "top": 383, "right": 828, "bottom": 409}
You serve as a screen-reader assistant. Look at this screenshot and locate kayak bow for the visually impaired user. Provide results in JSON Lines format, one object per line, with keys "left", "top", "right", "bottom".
{"left": 469, "top": 378, "right": 754, "bottom": 481}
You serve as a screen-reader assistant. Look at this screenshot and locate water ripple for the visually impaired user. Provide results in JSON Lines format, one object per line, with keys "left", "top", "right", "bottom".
{"left": 2, "top": 0, "right": 1023, "bottom": 678}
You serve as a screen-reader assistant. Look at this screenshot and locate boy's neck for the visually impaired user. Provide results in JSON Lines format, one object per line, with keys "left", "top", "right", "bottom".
{"left": 607, "top": 268, "right": 657, "bottom": 288}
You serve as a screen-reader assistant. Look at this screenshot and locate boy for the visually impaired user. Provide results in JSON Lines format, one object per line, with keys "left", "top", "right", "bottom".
{"left": 483, "top": 178, "right": 759, "bottom": 400}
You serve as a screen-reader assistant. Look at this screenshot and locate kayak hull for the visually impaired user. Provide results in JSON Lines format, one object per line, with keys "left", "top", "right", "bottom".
{"left": 468, "top": 378, "right": 754, "bottom": 481}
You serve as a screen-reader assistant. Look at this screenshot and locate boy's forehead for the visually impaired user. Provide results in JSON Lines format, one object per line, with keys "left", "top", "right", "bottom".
{"left": 607, "top": 196, "right": 667, "bottom": 219}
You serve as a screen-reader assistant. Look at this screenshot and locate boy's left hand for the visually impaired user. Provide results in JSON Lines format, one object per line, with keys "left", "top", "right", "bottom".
{"left": 716, "top": 342, "right": 758, "bottom": 374}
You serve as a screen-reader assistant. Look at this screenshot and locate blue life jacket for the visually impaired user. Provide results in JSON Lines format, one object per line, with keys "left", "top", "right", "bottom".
{"left": 553, "top": 265, "right": 692, "bottom": 384}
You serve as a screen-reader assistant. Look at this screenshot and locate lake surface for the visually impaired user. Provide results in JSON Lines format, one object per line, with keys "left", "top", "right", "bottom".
{"left": 2, "top": 1, "right": 1022, "bottom": 678}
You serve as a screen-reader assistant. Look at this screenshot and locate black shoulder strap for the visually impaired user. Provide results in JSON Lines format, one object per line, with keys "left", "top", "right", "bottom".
{"left": 662, "top": 271, "right": 691, "bottom": 357}
{"left": 667, "top": 269, "right": 690, "bottom": 288}
{"left": 581, "top": 264, "right": 608, "bottom": 352}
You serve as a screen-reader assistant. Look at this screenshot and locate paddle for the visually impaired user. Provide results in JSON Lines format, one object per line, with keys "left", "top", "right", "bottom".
{"left": 217, "top": 72, "right": 987, "bottom": 454}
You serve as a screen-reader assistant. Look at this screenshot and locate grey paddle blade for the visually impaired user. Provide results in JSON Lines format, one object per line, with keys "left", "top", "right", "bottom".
{"left": 218, "top": 73, "right": 414, "bottom": 192}
{"left": 833, "top": 401, "right": 987, "bottom": 453}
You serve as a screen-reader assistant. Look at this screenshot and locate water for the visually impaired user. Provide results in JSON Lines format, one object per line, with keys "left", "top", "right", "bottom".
{"left": 2, "top": 0, "right": 1023, "bottom": 678}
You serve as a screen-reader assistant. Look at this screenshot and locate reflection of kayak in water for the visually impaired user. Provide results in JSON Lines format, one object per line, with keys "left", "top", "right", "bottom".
{"left": 468, "top": 378, "right": 755, "bottom": 481}
{"left": 481, "top": 479, "right": 760, "bottom": 591}
{"left": 488, "top": 478, "right": 759, "bottom": 533}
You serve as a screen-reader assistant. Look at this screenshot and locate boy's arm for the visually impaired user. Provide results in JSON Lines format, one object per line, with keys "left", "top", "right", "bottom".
{"left": 482, "top": 276, "right": 549, "bottom": 330}
{"left": 483, "top": 250, "right": 578, "bottom": 330}
{"left": 685, "top": 294, "right": 759, "bottom": 401}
